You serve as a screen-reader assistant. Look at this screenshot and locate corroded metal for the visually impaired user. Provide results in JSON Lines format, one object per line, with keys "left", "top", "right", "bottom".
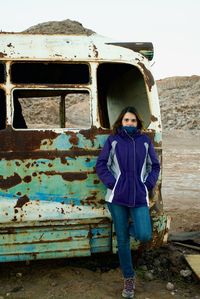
{"left": 0, "top": 33, "right": 167, "bottom": 262}
{"left": 106, "top": 42, "right": 154, "bottom": 60}
{"left": 0, "top": 127, "right": 166, "bottom": 257}
{"left": 137, "top": 62, "right": 155, "bottom": 92}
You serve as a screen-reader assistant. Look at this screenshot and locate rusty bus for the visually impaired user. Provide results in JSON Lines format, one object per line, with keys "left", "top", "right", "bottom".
{"left": 0, "top": 33, "right": 169, "bottom": 262}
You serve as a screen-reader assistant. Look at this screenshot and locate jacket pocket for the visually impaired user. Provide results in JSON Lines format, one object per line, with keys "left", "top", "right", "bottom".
{"left": 112, "top": 173, "right": 130, "bottom": 201}
{"left": 111, "top": 173, "right": 121, "bottom": 194}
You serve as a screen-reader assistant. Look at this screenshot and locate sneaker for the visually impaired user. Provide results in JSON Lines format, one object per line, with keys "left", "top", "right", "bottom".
{"left": 122, "top": 277, "right": 135, "bottom": 298}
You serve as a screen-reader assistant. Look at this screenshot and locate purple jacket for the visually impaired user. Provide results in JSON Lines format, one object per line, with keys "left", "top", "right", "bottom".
{"left": 95, "top": 128, "right": 160, "bottom": 207}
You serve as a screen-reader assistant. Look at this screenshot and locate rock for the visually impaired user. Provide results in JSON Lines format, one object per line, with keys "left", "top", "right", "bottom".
{"left": 154, "top": 259, "right": 160, "bottom": 266}
{"left": 140, "top": 265, "right": 148, "bottom": 271}
{"left": 74, "top": 270, "right": 80, "bottom": 275}
{"left": 180, "top": 269, "right": 192, "bottom": 277}
{"left": 166, "top": 282, "right": 175, "bottom": 291}
{"left": 16, "top": 272, "right": 23, "bottom": 278}
{"left": 10, "top": 286, "right": 23, "bottom": 292}
{"left": 144, "top": 271, "right": 154, "bottom": 281}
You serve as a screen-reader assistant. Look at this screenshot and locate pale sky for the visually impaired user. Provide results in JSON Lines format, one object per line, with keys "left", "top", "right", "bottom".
{"left": 0, "top": 0, "right": 199, "bottom": 79}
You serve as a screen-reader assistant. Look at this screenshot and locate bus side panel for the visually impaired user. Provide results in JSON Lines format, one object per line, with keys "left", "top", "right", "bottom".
{"left": 0, "top": 128, "right": 112, "bottom": 261}
{"left": 0, "top": 128, "right": 168, "bottom": 261}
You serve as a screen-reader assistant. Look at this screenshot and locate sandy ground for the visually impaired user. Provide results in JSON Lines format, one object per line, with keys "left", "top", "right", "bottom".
{"left": 0, "top": 130, "right": 200, "bottom": 299}
{"left": 162, "top": 130, "right": 200, "bottom": 232}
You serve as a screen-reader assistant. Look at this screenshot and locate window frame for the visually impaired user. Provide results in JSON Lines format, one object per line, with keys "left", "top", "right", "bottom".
{"left": 11, "top": 87, "right": 92, "bottom": 131}
{"left": 10, "top": 61, "right": 91, "bottom": 85}
{"left": 0, "top": 62, "right": 5, "bottom": 83}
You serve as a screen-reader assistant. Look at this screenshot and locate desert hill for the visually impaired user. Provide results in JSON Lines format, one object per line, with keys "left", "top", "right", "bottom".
{"left": 157, "top": 76, "right": 200, "bottom": 130}
{"left": 23, "top": 19, "right": 95, "bottom": 35}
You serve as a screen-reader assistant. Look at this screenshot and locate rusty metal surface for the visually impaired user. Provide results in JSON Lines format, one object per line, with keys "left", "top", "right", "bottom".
{"left": 0, "top": 34, "right": 150, "bottom": 63}
{"left": 105, "top": 42, "right": 154, "bottom": 60}
{"left": 0, "top": 126, "right": 165, "bottom": 257}
{"left": 0, "top": 34, "right": 166, "bottom": 262}
{"left": 0, "top": 128, "right": 109, "bottom": 222}
{"left": 0, "top": 221, "right": 112, "bottom": 262}
{"left": 137, "top": 62, "right": 155, "bottom": 91}
{"left": 0, "top": 126, "right": 165, "bottom": 260}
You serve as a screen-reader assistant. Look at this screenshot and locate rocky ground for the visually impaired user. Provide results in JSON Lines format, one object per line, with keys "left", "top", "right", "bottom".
{"left": 157, "top": 76, "right": 200, "bottom": 131}
{"left": 0, "top": 247, "right": 199, "bottom": 299}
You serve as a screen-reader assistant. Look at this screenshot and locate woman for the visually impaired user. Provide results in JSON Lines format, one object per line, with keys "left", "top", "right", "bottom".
{"left": 95, "top": 106, "right": 160, "bottom": 298}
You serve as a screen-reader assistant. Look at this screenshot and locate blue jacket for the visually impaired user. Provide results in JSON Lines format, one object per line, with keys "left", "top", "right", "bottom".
{"left": 95, "top": 128, "right": 160, "bottom": 207}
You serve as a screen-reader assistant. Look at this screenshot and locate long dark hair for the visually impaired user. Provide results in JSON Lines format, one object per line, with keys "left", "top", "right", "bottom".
{"left": 112, "top": 106, "right": 144, "bottom": 134}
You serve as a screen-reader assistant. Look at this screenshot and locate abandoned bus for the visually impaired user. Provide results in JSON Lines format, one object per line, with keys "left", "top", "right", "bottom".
{"left": 0, "top": 33, "right": 169, "bottom": 262}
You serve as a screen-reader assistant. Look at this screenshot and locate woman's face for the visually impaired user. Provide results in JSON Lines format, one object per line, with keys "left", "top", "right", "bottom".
{"left": 122, "top": 112, "right": 138, "bottom": 127}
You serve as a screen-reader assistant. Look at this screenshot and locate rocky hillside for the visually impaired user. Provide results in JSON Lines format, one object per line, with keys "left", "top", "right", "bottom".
{"left": 157, "top": 76, "right": 200, "bottom": 130}
{"left": 23, "top": 19, "right": 95, "bottom": 35}
{"left": 19, "top": 20, "right": 200, "bottom": 131}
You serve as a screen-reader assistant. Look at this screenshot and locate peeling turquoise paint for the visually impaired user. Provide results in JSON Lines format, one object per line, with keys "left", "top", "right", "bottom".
{"left": 53, "top": 134, "right": 72, "bottom": 150}
{"left": 95, "top": 134, "right": 108, "bottom": 148}
{"left": 154, "top": 132, "right": 162, "bottom": 144}
{"left": 152, "top": 214, "right": 168, "bottom": 233}
{"left": 0, "top": 33, "right": 168, "bottom": 263}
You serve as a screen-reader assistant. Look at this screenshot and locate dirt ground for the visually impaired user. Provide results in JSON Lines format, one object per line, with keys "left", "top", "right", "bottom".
{"left": 0, "top": 130, "right": 199, "bottom": 299}
{"left": 162, "top": 130, "right": 200, "bottom": 233}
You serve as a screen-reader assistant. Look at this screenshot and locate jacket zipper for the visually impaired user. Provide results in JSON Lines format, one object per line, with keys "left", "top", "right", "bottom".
{"left": 132, "top": 137, "right": 136, "bottom": 206}
{"left": 124, "top": 131, "right": 136, "bottom": 206}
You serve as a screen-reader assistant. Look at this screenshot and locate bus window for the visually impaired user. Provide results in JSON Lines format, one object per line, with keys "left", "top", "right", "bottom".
{"left": 97, "top": 63, "right": 151, "bottom": 129}
{"left": 0, "top": 63, "right": 5, "bottom": 83}
{"left": 0, "top": 89, "right": 6, "bottom": 129}
{"left": 11, "top": 62, "right": 90, "bottom": 84}
{"left": 12, "top": 89, "right": 90, "bottom": 129}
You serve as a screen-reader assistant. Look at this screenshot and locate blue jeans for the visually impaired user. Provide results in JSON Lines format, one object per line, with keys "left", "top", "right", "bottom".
{"left": 107, "top": 202, "right": 152, "bottom": 278}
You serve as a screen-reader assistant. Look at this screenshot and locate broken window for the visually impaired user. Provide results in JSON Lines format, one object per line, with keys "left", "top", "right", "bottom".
{"left": 0, "top": 63, "right": 5, "bottom": 83}
{"left": 97, "top": 63, "right": 151, "bottom": 129}
{"left": 11, "top": 62, "right": 90, "bottom": 84}
{"left": 0, "top": 89, "right": 6, "bottom": 129}
{"left": 12, "top": 89, "right": 90, "bottom": 129}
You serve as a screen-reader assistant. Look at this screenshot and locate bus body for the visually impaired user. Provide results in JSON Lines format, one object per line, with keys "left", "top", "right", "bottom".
{"left": 0, "top": 33, "right": 169, "bottom": 262}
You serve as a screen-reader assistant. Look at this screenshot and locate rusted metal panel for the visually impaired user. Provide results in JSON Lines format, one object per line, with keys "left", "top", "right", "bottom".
{"left": 105, "top": 42, "right": 154, "bottom": 60}
{"left": 0, "top": 34, "right": 162, "bottom": 134}
{"left": 90, "top": 223, "right": 112, "bottom": 253}
{"left": 0, "top": 128, "right": 165, "bottom": 259}
{"left": 0, "top": 221, "right": 112, "bottom": 262}
{"left": 0, "top": 34, "right": 166, "bottom": 262}
{"left": 0, "top": 126, "right": 113, "bottom": 261}
{"left": 0, "top": 34, "right": 146, "bottom": 62}
{"left": 0, "top": 129, "right": 108, "bottom": 223}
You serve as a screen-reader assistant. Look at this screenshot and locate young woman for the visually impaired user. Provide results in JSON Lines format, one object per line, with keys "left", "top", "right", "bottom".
{"left": 96, "top": 106, "right": 160, "bottom": 298}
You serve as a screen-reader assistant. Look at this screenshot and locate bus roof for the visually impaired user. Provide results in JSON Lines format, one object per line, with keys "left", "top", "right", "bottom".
{"left": 0, "top": 33, "right": 153, "bottom": 63}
